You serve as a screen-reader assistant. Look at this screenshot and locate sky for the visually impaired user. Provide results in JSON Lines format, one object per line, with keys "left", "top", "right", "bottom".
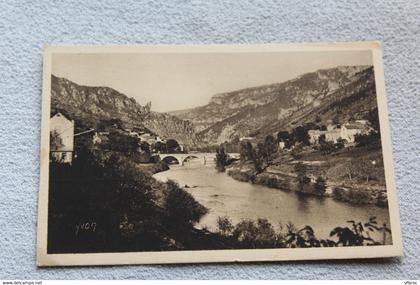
{"left": 51, "top": 50, "right": 373, "bottom": 112}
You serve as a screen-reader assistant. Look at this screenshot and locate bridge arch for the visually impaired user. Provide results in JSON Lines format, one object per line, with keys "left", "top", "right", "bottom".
{"left": 160, "top": 155, "right": 181, "bottom": 165}
{"left": 182, "top": 155, "right": 199, "bottom": 164}
{"left": 157, "top": 152, "right": 239, "bottom": 166}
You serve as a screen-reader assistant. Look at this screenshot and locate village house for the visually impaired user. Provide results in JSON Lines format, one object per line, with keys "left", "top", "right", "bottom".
{"left": 239, "top": 136, "right": 258, "bottom": 147}
{"left": 308, "top": 130, "right": 325, "bottom": 144}
{"left": 325, "top": 126, "right": 342, "bottom": 143}
{"left": 50, "top": 112, "right": 74, "bottom": 163}
{"left": 139, "top": 133, "right": 158, "bottom": 145}
{"left": 308, "top": 121, "right": 371, "bottom": 145}
{"left": 278, "top": 141, "right": 285, "bottom": 150}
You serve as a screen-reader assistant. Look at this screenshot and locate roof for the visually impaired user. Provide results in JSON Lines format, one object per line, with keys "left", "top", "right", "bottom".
{"left": 51, "top": 112, "right": 72, "bottom": 121}
{"left": 308, "top": 130, "right": 325, "bottom": 135}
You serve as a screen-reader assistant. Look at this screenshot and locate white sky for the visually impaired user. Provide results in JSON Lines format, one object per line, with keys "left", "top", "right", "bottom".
{"left": 52, "top": 50, "right": 372, "bottom": 112}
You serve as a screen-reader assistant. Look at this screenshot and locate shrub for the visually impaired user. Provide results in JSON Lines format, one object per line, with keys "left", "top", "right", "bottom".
{"left": 164, "top": 180, "right": 208, "bottom": 226}
{"left": 215, "top": 147, "right": 228, "bottom": 172}
{"left": 217, "top": 216, "right": 234, "bottom": 235}
{"left": 332, "top": 187, "right": 347, "bottom": 201}
{"left": 314, "top": 177, "right": 327, "bottom": 195}
{"left": 332, "top": 187, "right": 371, "bottom": 204}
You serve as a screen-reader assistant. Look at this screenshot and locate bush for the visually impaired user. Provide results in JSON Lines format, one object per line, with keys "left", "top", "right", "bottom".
{"left": 355, "top": 131, "right": 381, "bottom": 149}
{"left": 332, "top": 187, "right": 371, "bottom": 204}
{"left": 215, "top": 147, "right": 228, "bottom": 172}
{"left": 48, "top": 146, "right": 209, "bottom": 253}
{"left": 332, "top": 187, "right": 346, "bottom": 201}
{"left": 164, "top": 180, "right": 208, "bottom": 226}
{"left": 314, "top": 177, "right": 327, "bottom": 195}
{"left": 48, "top": 150, "right": 159, "bottom": 253}
{"left": 217, "top": 216, "right": 234, "bottom": 235}
{"left": 320, "top": 141, "right": 335, "bottom": 155}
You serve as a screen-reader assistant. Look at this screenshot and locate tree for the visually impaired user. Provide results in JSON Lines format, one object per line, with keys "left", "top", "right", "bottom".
{"left": 107, "top": 130, "right": 139, "bottom": 154}
{"left": 320, "top": 141, "right": 335, "bottom": 155}
{"left": 239, "top": 141, "right": 253, "bottom": 162}
{"left": 139, "top": 141, "right": 150, "bottom": 153}
{"left": 329, "top": 217, "right": 389, "bottom": 246}
{"left": 295, "top": 162, "right": 310, "bottom": 191}
{"left": 232, "top": 220, "right": 259, "bottom": 248}
{"left": 354, "top": 131, "right": 381, "bottom": 149}
{"left": 344, "top": 163, "right": 358, "bottom": 181}
{"left": 109, "top": 118, "right": 123, "bottom": 129}
{"left": 334, "top": 138, "right": 346, "bottom": 150}
{"left": 263, "top": 135, "right": 278, "bottom": 164}
{"left": 366, "top": 107, "right": 380, "bottom": 132}
{"left": 277, "top": 131, "right": 290, "bottom": 143}
{"left": 154, "top": 141, "right": 166, "bottom": 153}
{"left": 314, "top": 177, "right": 327, "bottom": 195}
{"left": 318, "top": 134, "right": 326, "bottom": 145}
{"left": 164, "top": 180, "right": 208, "bottom": 226}
{"left": 355, "top": 159, "right": 376, "bottom": 183}
{"left": 253, "top": 143, "right": 265, "bottom": 173}
{"left": 292, "top": 126, "right": 310, "bottom": 145}
{"left": 217, "top": 216, "right": 234, "bottom": 235}
{"left": 166, "top": 139, "right": 179, "bottom": 153}
{"left": 215, "top": 147, "right": 228, "bottom": 172}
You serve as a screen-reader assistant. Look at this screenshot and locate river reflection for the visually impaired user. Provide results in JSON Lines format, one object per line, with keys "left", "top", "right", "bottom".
{"left": 153, "top": 159, "right": 392, "bottom": 243}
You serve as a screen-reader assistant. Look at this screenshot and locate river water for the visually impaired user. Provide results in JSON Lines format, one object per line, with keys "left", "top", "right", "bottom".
{"left": 153, "top": 158, "right": 391, "bottom": 243}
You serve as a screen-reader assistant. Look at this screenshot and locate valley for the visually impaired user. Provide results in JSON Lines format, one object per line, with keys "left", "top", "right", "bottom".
{"left": 48, "top": 64, "right": 392, "bottom": 253}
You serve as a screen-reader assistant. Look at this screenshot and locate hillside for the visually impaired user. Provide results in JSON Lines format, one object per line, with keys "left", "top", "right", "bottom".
{"left": 170, "top": 66, "right": 377, "bottom": 144}
{"left": 50, "top": 75, "right": 199, "bottom": 146}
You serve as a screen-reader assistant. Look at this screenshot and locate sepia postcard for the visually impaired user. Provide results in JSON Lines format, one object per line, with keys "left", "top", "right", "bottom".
{"left": 37, "top": 42, "right": 403, "bottom": 266}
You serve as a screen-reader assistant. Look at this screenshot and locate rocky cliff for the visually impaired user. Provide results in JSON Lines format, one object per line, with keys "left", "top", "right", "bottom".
{"left": 170, "top": 66, "right": 377, "bottom": 144}
{"left": 50, "top": 75, "right": 199, "bottom": 146}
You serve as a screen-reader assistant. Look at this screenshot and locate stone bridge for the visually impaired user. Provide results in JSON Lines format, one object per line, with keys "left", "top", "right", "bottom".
{"left": 157, "top": 152, "right": 239, "bottom": 166}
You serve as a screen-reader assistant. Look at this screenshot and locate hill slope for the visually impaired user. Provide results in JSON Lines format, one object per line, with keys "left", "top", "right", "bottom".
{"left": 50, "top": 75, "right": 198, "bottom": 146}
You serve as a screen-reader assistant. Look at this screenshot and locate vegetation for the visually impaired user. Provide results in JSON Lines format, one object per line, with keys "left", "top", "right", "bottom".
{"left": 314, "top": 177, "right": 327, "bottom": 195}
{"left": 355, "top": 131, "right": 381, "bottom": 149}
{"left": 164, "top": 180, "right": 208, "bottom": 226}
{"left": 215, "top": 216, "right": 390, "bottom": 249}
{"left": 166, "top": 139, "right": 181, "bottom": 153}
{"left": 238, "top": 136, "right": 278, "bottom": 174}
{"left": 215, "top": 147, "right": 228, "bottom": 172}
{"left": 48, "top": 145, "right": 208, "bottom": 253}
{"left": 263, "top": 135, "right": 278, "bottom": 164}
{"left": 332, "top": 187, "right": 372, "bottom": 205}
{"left": 295, "top": 163, "right": 310, "bottom": 191}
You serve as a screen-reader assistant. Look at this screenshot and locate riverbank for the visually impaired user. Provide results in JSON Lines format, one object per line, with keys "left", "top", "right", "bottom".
{"left": 153, "top": 162, "right": 392, "bottom": 245}
{"left": 226, "top": 159, "right": 388, "bottom": 208}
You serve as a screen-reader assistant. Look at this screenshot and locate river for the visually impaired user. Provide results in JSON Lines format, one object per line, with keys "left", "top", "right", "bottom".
{"left": 153, "top": 158, "right": 392, "bottom": 243}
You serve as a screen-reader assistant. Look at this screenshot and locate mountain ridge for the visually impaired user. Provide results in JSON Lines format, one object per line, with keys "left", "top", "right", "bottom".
{"left": 50, "top": 75, "right": 199, "bottom": 146}
{"left": 170, "top": 65, "right": 376, "bottom": 144}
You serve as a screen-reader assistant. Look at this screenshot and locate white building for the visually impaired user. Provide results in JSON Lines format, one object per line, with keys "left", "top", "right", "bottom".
{"left": 325, "top": 127, "right": 342, "bottom": 143}
{"left": 308, "top": 121, "right": 371, "bottom": 145}
{"left": 278, "top": 141, "right": 285, "bottom": 150}
{"left": 50, "top": 113, "right": 74, "bottom": 163}
{"left": 308, "top": 130, "right": 325, "bottom": 144}
{"left": 139, "top": 133, "right": 157, "bottom": 145}
{"left": 340, "top": 122, "right": 371, "bottom": 143}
